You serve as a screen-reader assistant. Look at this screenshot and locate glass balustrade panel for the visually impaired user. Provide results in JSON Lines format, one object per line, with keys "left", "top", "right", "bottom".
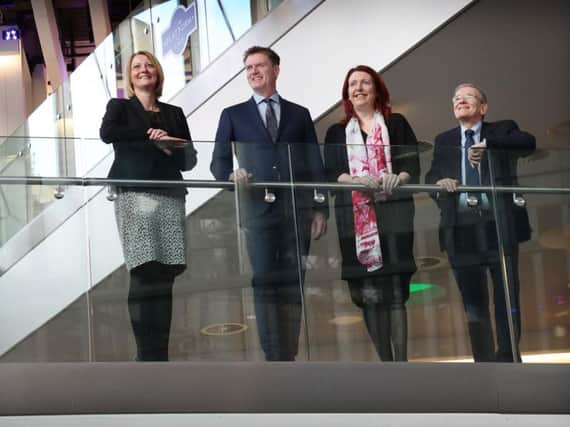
{"left": 0, "top": 184, "right": 91, "bottom": 362}
{"left": 0, "top": 137, "right": 83, "bottom": 248}
{"left": 488, "top": 146, "right": 570, "bottom": 363}
{"left": 298, "top": 142, "right": 504, "bottom": 362}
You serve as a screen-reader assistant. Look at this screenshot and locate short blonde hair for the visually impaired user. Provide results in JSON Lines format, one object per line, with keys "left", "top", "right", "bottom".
{"left": 125, "top": 50, "right": 165, "bottom": 98}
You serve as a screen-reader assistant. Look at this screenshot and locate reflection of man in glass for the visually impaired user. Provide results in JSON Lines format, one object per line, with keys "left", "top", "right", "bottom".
{"left": 426, "top": 83, "right": 535, "bottom": 362}
{"left": 210, "top": 46, "right": 327, "bottom": 361}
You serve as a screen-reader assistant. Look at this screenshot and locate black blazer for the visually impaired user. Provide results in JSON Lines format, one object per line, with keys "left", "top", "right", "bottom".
{"left": 210, "top": 96, "right": 327, "bottom": 227}
{"left": 324, "top": 113, "right": 420, "bottom": 280}
{"left": 425, "top": 119, "right": 536, "bottom": 254}
{"left": 100, "top": 96, "right": 195, "bottom": 188}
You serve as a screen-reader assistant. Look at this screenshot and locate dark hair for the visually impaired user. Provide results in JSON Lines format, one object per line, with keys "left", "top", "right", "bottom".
{"left": 340, "top": 65, "right": 391, "bottom": 125}
{"left": 243, "top": 46, "right": 280, "bottom": 65}
{"left": 125, "top": 50, "right": 164, "bottom": 98}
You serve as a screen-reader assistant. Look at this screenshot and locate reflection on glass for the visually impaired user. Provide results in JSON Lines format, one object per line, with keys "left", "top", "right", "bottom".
{"left": 219, "top": 0, "right": 252, "bottom": 40}
{"left": 200, "top": 0, "right": 234, "bottom": 63}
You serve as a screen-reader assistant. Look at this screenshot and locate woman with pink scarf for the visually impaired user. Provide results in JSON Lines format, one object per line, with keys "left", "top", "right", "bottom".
{"left": 324, "top": 65, "right": 420, "bottom": 361}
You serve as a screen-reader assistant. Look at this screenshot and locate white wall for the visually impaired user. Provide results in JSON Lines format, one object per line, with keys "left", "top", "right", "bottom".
{"left": 0, "top": 0, "right": 472, "bottom": 356}
{"left": 0, "top": 46, "right": 28, "bottom": 137}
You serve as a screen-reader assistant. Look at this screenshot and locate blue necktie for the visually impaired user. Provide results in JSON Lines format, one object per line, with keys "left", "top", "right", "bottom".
{"left": 464, "top": 129, "right": 481, "bottom": 202}
{"left": 263, "top": 98, "right": 278, "bottom": 142}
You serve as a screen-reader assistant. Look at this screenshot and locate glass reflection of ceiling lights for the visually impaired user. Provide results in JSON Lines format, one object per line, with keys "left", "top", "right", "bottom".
{"left": 201, "top": 322, "right": 248, "bottom": 336}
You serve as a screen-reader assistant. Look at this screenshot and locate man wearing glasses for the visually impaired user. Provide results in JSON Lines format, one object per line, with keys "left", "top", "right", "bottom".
{"left": 426, "top": 83, "right": 535, "bottom": 362}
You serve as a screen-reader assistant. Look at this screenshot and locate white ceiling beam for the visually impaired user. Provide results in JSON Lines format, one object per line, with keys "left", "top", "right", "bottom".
{"left": 88, "top": 0, "right": 111, "bottom": 46}
{"left": 31, "top": 0, "right": 68, "bottom": 90}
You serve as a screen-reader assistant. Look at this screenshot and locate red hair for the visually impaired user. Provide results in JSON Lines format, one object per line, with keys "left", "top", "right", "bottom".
{"left": 340, "top": 65, "right": 391, "bottom": 125}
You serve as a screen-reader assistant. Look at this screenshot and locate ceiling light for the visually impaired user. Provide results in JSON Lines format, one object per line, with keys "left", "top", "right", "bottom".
{"left": 328, "top": 314, "right": 363, "bottom": 326}
{"left": 1, "top": 28, "right": 20, "bottom": 41}
{"left": 200, "top": 322, "right": 248, "bottom": 336}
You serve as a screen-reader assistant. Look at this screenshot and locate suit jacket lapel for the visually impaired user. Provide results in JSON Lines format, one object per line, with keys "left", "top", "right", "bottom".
{"left": 480, "top": 121, "right": 491, "bottom": 183}
{"left": 247, "top": 97, "right": 273, "bottom": 143}
{"left": 157, "top": 102, "right": 176, "bottom": 135}
{"left": 276, "top": 96, "right": 288, "bottom": 143}
{"left": 450, "top": 127, "right": 462, "bottom": 180}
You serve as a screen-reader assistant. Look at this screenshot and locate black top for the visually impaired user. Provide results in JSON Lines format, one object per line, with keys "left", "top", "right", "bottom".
{"left": 324, "top": 113, "right": 420, "bottom": 281}
{"left": 100, "top": 96, "right": 196, "bottom": 196}
{"left": 147, "top": 110, "right": 163, "bottom": 128}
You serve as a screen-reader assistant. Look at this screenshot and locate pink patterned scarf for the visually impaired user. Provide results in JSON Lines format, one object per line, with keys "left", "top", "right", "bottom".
{"left": 345, "top": 112, "right": 392, "bottom": 272}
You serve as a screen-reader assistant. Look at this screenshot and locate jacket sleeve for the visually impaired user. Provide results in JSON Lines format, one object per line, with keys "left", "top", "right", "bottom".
{"left": 99, "top": 98, "right": 157, "bottom": 155}
{"left": 485, "top": 120, "right": 536, "bottom": 157}
{"left": 324, "top": 124, "right": 348, "bottom": 183}
{"left": 304, "top": 109, "right": 326, "bottom": 182}
{"left": 424, "top": 134, "right": 453, "bottom": 208}
{"left": 171, "top": 106, "right": 197, "bottom": 172}
{"left": 425, "top": 134, "right": 446, "bottom": 185}
{"left": 302, "top": 108, "right": 329, "bottom": 217}
{"left": 100, "top": 98, "right": 149, "bottom": 143}
{"left": 395, "top": 114, "right": 420, "bottom": 185}
{"left": 210, "top": 108, "right": 234, "bottom": 181}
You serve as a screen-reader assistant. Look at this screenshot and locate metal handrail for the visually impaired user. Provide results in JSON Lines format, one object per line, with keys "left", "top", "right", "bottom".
{"left": 0, "top": 176, "right": 569, "bottom": 194}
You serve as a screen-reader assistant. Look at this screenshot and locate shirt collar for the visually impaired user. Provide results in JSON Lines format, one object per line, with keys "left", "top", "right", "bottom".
{"left": 253, "top": 92, "right": 280, "bottom": 105}
{"left": 460, "top": 121, "right": 482, "bottom": 137}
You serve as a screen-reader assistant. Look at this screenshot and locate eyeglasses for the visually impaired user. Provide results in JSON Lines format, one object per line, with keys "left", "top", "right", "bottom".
{"left": 452, "top": 94, "right": 480, "bottom": 103}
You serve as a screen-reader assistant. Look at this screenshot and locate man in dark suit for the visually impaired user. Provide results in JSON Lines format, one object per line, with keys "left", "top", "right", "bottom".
{"left": 426, "top": 83, "right": 535, "bottom": 362}
{"left": 211, "top": 46, "right": 327, "bottom": 361}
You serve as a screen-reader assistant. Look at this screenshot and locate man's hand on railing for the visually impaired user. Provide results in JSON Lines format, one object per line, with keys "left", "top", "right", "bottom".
{"left": 436, "top": 178, "right": 460, "bottom": 193}
{"left": 311, "top": 211, "right": 327, "bottom": 240}
{"left": 229, "top": 168, "right": 253, "bottom": 183}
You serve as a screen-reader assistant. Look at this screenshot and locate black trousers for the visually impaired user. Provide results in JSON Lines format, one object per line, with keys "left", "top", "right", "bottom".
{"left": 244, "top": 219, "right": 311, "bottom": 361}
{"left": 348, "top": 275, "right": 409, "bottom": 361}
{"left": 128, "top": 262, "right": 176, "bottom": 361}
{"left": 450, "top": 247, "right": 521, "bottom": 362}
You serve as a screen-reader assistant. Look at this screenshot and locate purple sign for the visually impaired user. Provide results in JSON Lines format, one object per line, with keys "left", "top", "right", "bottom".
{"left": 162, "top": 3, "right": 197, "bottom": 56}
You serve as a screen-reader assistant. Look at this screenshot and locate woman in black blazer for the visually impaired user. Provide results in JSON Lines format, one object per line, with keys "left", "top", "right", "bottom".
{"left": 324, "top": 65, "right": 419, "bottom": 361}
{"left": 100, "top": 50, "right": 196, "bottom": 361}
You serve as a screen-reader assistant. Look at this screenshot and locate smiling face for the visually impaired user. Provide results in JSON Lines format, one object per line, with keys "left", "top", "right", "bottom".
{"left": 130, "top": 53, "right": 158, "bottom": 94}
{"left": 244, "top": 52, "right": 279, "bottom": 97}
{"left": 347, "top": 70, "right": 377, "bottom": 113}
{"left": 453, "top": 85, "right": 488, "bottom": 126}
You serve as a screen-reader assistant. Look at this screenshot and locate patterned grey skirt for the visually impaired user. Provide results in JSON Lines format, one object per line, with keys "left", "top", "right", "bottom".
{"left": 114, "top": 190, "right": 187, "bottom": 274}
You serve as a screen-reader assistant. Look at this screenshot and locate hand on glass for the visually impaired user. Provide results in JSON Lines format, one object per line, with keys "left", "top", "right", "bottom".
{"left": 436, "top": 177, "right": 459, "bottom": 192}
{"left": 229, "top": 168, "right": 253, "bottom": 183}
{"left": 468, "top": 141, "right": 486, "bottom": 167}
